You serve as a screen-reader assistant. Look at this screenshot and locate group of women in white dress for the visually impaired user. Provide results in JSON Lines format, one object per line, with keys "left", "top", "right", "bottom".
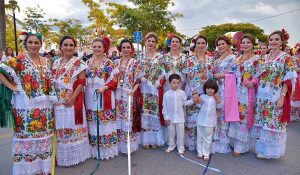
{"left": 0, "top": 29, "right": 299, "bottom": 175}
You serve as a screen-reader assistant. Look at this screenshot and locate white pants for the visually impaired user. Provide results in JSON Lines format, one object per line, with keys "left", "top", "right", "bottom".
{"left": 197, "top": 125, "right": 214, "bottom": 156}
{"left": 167, "top": 123, "right": 185, "bottom": 152}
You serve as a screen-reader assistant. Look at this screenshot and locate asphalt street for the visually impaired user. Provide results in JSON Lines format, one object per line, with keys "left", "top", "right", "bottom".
{"left": 1, "top": 121, "right": 299, "bottom": 175}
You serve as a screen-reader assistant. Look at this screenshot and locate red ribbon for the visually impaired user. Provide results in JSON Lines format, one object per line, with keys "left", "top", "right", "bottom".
{"left": 281, "top": 80, "right": 292, "bottom": 123}
{"left": 73, "top": 78, "right": 86, "bottom": 125}
{"left": 103, "top": 79, "right": 117, "bottom": 110}
{"left": 158, "top": 78, "right": 166, "bottom": 126}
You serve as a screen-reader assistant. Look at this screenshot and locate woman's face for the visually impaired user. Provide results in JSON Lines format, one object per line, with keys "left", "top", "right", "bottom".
{"left": 170, "top": 37, "right": 181, "bottom": 51}
{"left": 121, "top": 42, "right": 132, "bottom": 57}
{"left": 26, "top": 35, "right": 42, "bottom": 54}
{"left": 268, "top": 34, "right": 282, "bottom": 51}
{"left": 240, "top": 38, "right": 253, "bottom": 52}
{"left": 217, "top": 40, "right": 228, "bottom": 54}
{"left": 7, "top": 48, "right": 13, "bottom": 55}
{"left": 260, "top": 44, "right": 268, "bottom": 55}
{"left": 145, "top": 37, "right": 157, "bottom": 50}
{"left": 284, "top": 46, "right": 291, "bottom": 54}
{"left": 92, "top": 41, "right": 105, "bottom": 57}
{"left": 61, "top": 39, "right": 75, "bottom": 58}
{"left": 195, "top": 38, "right": 207, "bottom": 52}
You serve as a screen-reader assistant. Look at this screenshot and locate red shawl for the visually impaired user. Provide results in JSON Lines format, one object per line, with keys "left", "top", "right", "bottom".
{"left": 73, "top": 78, "right": 86, "bottom": 125}
{"left": 103, "top": 79, "right": 118, "bottom": 110}
{"left": 132, "top": 79, "right": 142, "bottom": 132}
{"left": 280, "top": 80, "right": 292, "bottom": 123}
{"left": 158, "top": 78, "right": 166, "bottom": 126}
{"left": 293, "top": 76, "right": 300, "bottom": 101}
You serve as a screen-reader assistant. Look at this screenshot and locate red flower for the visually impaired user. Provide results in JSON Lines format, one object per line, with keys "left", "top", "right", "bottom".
{"left": 23, "top": 74, "right": 32, "bottom": 83}
{"left": 52, "top": 69, "right": 57, "bottom": 76}
{"left": 15, "top": 127, "right": 21, "bottom": 133}
{"left": 240, "top": 66, "right": 244, "bottom": 72}
{"left": 17, "top": 62, "right": 25, "bottom": 71}
{"left": 32, "top": 81, "right": 39, "bottom": 90}
{"left": 46, "top": 79, "right": 51, "bottom": 88}
{"left": 239, "top": 115, "right": 245, "bottom": 120}
{"left": 261, "top": 71, "right": 268, "bottom": 78}
{"left": 263, "top": 109, "right": 269, "bottom": 117}
{"left": 207, "top": 65, "right": 212, "bottom": 70}
{"left": 74, "top": 59, "right": 80, "bottom": 66}
{"left": 32, "top": 109, "right": 41, "bottom": 118}
{"left": 65, "top": 128, "right": 72, "bottom": 135}
{"left": 40, "top": 116, "right": 47, "bottom": 126}
{"left": 17, "top": 54, "right": 25, "bottom": 60}
{"left": 253, "top": 60, "right": 258, "bottom": 67}
{"left": 285, "top": 57, "right": 291, "bottom": 64}
{"left": 15, "top": 116, "right": 22, "bottom": 126}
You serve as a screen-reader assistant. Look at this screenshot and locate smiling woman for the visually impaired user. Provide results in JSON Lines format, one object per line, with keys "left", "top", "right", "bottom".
{"left": 52, "top": 35, "right": 91, "bottom": 166}
{"left": 0, "top": 32, "right": 57, "bottom": 175}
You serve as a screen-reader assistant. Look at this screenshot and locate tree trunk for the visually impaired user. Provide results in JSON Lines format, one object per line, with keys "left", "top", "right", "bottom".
{"left": 0, "top": 0, "right": 6, "bottom": 50}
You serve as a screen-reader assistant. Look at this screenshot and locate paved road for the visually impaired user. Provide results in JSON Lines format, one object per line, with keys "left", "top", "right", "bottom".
{"left": 1, "top": 121, "right": 300, "bottom": 175}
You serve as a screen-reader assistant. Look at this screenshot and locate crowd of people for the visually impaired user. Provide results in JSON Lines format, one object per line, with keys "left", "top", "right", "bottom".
{"left": 0, "top": 29, "right": 299, "bottom": 175}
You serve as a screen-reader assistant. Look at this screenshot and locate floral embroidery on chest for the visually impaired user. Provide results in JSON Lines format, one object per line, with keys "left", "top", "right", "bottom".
{"left": 7, "top": 54, "right": 52, "bottom": 97}
{"left": 87, "top": 58, "right": 113, "bottom": 81}
{"left": 52, "top": 57, "right": 81, "bottom": 84}
{"left": 140, "top": 53, "right": 162, "bottom": 85}
{"left": 259, "top": 56, "right": 285, "bottom": 88}
{"left": 163, "top": 54, "right": 186, "bottom": 73}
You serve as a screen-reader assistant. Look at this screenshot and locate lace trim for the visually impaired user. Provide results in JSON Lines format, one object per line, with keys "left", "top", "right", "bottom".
{"left": 141, "top": 129, "right": 166, "bottom": 146}
{"left": 56, "top": 138, "right": 91, "bottom": 167}
{"left": 141, "top": 114, "right": 161, "bottom": 130}
{"left": 90, "top": 144, "right": 118, "bottom": 160}
{"left": 228, "top": 123, "right": 251, "bottom": 142}
{"left": 13, "top": 157, "right": 52, "bottom": 175}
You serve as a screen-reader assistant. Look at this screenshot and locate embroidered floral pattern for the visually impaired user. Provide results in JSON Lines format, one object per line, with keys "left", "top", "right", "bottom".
{"left": 89, "top": 132, "right": 118, "bottom": 148}
{"left": 86, "top": 109, "right": 116, "bottom": 125}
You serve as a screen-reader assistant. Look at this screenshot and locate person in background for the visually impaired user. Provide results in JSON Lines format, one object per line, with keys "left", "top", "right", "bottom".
{"left": 2, "top": 47, "right": 15, "bottom": 62}
{"left": 111, "top": 51, "right": 119, "bottom": 60}
{"left": 0, "top": 48, "right": 3, "bottom": 62}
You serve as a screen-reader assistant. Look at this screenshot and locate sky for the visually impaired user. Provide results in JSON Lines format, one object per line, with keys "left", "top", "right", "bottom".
{"left": 7, "top": 0, "right": 300, "bottom": 46}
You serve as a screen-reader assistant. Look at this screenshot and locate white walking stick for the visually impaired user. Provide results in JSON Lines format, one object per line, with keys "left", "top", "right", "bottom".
{"left": 127, "top": 95, "right": 132, "bottom": 175}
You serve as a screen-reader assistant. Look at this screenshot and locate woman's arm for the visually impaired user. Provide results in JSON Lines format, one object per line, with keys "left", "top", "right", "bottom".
{"left": 276, "top": 83, "right": 288, "bottom": 109}
{"left": 0, "top": 73, "right": 19, "bottom": 92}
{"left": 64, "top": 70, "right": 86, "bottom": 108}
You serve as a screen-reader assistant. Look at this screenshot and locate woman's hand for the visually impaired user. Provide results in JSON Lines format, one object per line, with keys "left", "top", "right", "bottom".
{"left": 11, "top": 85, "right": 19, "bottom": 93}
{"left": 276, "top": 96, "right": 284, "bottom": 109}
{"left": 97, "top": 86, "right": 107, "bottom": 94}
{"left": 245, "top": 81, "right": 253, "bottom": 88}
{"left": 63, "top": 97, "right": 76, "bottom": 108}
{"left": 128, "top": 90, "right": 135, "bottom": 96}
{"left": 213, "top": 73, "right": 224, "bottom": 79}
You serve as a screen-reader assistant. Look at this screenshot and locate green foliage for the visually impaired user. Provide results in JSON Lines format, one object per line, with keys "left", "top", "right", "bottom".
{"left": 107, "top": 0, "right": 183, "bottom": 46}
{"left": 49, "top": 18, "right": 89, "bottom": 45}
{"left": 23, "top": 5, "right": 45, "bottom": 32}
{"left": 199, "top": 23, "right": 268, "bottom": 50}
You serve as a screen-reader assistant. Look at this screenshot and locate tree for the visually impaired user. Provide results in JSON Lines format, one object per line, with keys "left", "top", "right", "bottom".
{"left": 0, "top": 0, "right": 5, "bottom": 50}
{"left": 198, "top": 23, "right": 268, "bottom": 50}
{"left": 24, "top": 5, "right": 45, "bottom": 32}
{"left": 107, "top": 0, "right": 183, "bottom": 46}
{"left": 49, "top": 18, "right": 88, "bottom": 45}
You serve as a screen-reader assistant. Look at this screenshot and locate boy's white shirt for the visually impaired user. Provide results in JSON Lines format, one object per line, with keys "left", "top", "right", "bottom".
{"left": 162, "top": 89, "right": 193, "bottom": 123}
{"left": 196, "top": 94, "right": 219, "bottom": 127}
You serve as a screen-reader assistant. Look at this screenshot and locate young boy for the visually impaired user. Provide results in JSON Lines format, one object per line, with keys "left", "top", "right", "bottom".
{"left": 163, "top": 74, "right": 193, "bottom": 155}
{"left": 192, "top": 79, "right": 221, "bottom": 161}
